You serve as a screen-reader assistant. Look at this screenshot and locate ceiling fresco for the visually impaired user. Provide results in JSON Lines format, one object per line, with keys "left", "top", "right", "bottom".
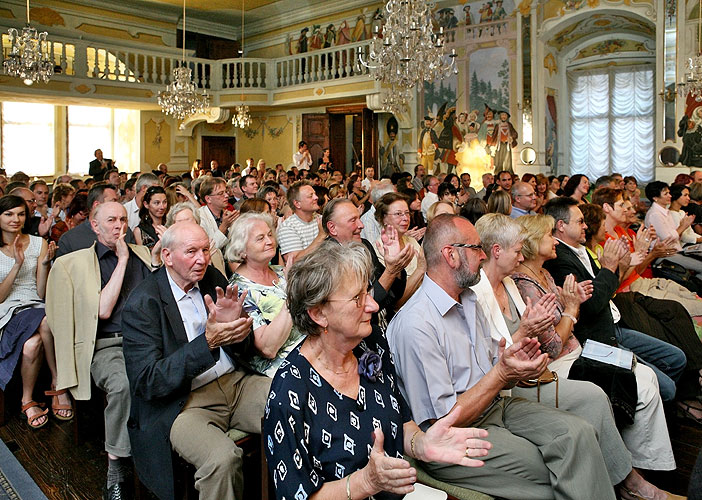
{"left": 546, "top": 13, "right": 655, "bottom": 51}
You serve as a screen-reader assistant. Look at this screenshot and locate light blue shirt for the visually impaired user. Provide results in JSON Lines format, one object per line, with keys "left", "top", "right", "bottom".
{"left": 510, "top": 206, "right": 535, "bottom": 218}
{"left": 386, "top": 275, "right": 498, "bottom": 429}
{"left": 165, "top": 269, "right": 235, "bottom": 390}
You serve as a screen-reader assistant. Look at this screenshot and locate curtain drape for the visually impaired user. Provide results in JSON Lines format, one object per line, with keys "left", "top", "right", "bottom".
{"left": 568, "top": 66, "right": 654, "bottom": 181}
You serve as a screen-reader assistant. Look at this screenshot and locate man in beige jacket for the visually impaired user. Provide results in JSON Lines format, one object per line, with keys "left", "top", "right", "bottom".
{"left": 47, "top": 202, "right": 156, "bottom": 500}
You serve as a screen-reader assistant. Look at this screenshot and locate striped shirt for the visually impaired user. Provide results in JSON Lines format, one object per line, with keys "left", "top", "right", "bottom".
{"left": 277, "top": 213, "right": 319, "bottom": 256}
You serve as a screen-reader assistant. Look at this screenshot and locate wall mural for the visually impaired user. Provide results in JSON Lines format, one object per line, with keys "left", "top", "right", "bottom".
{"left": 547, "top": 14, "right": 654, "bottom": 52}
{"left": 545, "top": 89, "right": 558, "bottom": 172}
{"left": 573, "top": 39, "right": 650, "bottom": 60}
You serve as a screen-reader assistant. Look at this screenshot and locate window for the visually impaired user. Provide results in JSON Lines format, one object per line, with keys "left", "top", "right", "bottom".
{"left": 568, "top": 66, "right": 654, "bottom": 181}
{"left": 68, "top": 105, "right": 112, "bottom": 175}
{"left": 1, "top": 102, "right": 55, "bottom": 177}
{"left": 67, "top": 105, "right": 140, "bottom": 175}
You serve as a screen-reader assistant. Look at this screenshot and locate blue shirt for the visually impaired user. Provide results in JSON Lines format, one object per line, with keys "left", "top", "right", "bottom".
{"left": 386, "top": 275, "right": 498, "bottom": 429}
{"left": 510, "top": 206, "right": 536, "bottom": 218}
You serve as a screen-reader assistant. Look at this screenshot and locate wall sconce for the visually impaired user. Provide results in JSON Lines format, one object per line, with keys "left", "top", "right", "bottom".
{"left": 659, "top": 87, "right": 676, "bottom": 103}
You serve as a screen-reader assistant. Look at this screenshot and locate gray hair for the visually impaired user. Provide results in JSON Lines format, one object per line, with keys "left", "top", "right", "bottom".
{"left": 369, "top": 180, "right": 395, "bottom": 203}
{"left": 224, "top": 212, "right": 276, "bottom": 263}
{"left": 287, "top": 240, "right": 372, "bottom": 337}
{"left": 474, "top": 213, "right": 524, "bottom": 261}
{"left": 135, "top": 172, "right": 160, "bottom": 194}
{"left": 165, "top": 202, "right": 201, "bottom": 227}
{"left": 423, "top": 214, "right": 464, "bottom": 268}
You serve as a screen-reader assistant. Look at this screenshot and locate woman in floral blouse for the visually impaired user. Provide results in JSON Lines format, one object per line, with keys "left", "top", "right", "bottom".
{"left": 225, "top": 212, "right": 304, "bottom": 377}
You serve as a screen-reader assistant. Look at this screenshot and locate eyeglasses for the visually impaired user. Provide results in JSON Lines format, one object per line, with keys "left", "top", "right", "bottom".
{"left": 516, "top": 193, "right": 536, "bottom": 198}
{"left": 388, "top": 211, "right": 411, "bottom": 218}
{"left": 449, "top": 242, "right": 483, "bottom": 251}
{"left": 327, "top": 281, "right": 374, "bottom": 308}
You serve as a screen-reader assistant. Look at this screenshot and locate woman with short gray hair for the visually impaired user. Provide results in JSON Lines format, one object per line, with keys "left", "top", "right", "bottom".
{"left": 226, "top": 212, "right": 301, "bottom": 377}
{"left": 264, "top": 240, "right": 491, "bottom": 500}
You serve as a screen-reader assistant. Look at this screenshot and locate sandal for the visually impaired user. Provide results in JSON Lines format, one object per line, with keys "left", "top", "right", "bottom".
{"left": 45, "top": 388, "right": 74, "bottom": 421}
{"left": 21, "top": 401, "right": 48, "bottom": 429}
{"left": 677, "top": 400, "right": 702, "bottom": 426}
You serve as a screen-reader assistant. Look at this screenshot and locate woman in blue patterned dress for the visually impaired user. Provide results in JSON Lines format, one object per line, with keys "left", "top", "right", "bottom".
{"left": 264, "top": 240, "right": 490, "bottom": 499}
{"left": 226, "top": 212, "right": 304, "bottom": 377}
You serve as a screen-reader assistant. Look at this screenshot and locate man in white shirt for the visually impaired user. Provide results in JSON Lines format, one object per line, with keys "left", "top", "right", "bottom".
{"left": 420, "top": 175, "right": 440, "bottom": 222}
{"left": 361, "top": 166, "right": 375, "bottom": 191}
{"left": 360, "top": 180, "right": 396, "bottom": 243}
{"left": 122, "top": 222, "right": 269, "bottom": 500}
{"left": 197, "top": 177, "right": 237, "bottom": 250}
{"left": 124, "top": 173, "right": 160, "bottom": 230}
{"left": 292, "top": 141, "right": 313, "bottom": 170}
{"left": 277, "top": 180, "right": 326, "bottom": 263}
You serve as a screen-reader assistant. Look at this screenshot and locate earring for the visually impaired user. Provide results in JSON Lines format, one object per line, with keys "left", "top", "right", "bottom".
{"left": 323, "top": 326, "right": 328, "bottom": 335}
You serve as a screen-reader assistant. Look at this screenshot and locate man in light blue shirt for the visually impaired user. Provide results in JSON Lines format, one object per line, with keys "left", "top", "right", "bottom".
{"left": 509, "top": 182, "right": 537, "bottom": 218}
{"left": 387, "top": 214, "right": 615, "bottom": 500}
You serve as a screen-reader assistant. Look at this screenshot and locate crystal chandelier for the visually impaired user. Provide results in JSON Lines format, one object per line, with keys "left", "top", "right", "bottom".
{"left": 679, "top": 0, "right": 702, "bottom": 101}
{"left": 232, "top": 0, "right": 251, "bottom": 128}
{"left": 158, "top": 0, "right": 209, "bottom": 123}
{"left": 381, "top": 87, "right": 412, "bottom": 116}
{"left": 358, "top": 0, "right": 457, "bottom": 108}
{"left": 3, "top": 0, "right": 54, "bottom": 85}
{"left": 233, "top": 105, "right": 251, "bottom": 128}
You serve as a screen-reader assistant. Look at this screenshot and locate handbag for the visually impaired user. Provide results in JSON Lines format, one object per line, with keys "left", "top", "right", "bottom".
{"left": 516, "top": 370, "right": 559, "bottom": 407}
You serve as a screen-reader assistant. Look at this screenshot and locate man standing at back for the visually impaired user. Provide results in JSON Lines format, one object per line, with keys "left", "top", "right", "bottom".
{"left": 292, "top": 141, "right": 313, "bottom": 170}
{"left": 277, "top": 180, "right": 326, "bottom": 264}
{"left": 90, "top": 148, "right": 113, "bottom": 180}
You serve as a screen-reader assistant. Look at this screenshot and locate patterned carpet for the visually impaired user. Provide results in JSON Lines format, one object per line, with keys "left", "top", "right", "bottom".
{"left": 0, "top": 440, "right": 47, "bottom": 500}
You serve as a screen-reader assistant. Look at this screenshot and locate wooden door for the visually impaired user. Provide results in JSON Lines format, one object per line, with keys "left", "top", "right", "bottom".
{"left": 329, "top": 114, "right": 346, "bottom": 174}
{"left": 201, "top": 136, "right": 235, "bottom": 170}
{"left": 302, "top": 113, "right": 329, "bottom": 171}
{"left": 362, "top": 108, "right": 378, "bottom": 173}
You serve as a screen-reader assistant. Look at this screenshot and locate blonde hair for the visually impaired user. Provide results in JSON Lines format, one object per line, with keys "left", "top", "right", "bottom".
{"left": 487, "top": 190, "right": 511, "bottom": 215}
{"left": 516, "top": 214, "right": 555, "bottom": 260}
{"left": 474, "top": 213, "right": 524, "bottom": 261}
{"left": 426, "top": 201, "right": 455, "bottom": 222}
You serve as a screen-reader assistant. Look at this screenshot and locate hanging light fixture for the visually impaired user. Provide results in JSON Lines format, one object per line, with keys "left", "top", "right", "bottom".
{"left": 358, "top": 0, "right": 457, "bottom": 109}
{"left": 233, "top": 0, "right": 251, "bottom": 128}
{"left": 3, "top": 0, "right": 54, "bottom": 85}
{"left": 679, "top": 0, "right": 702, "bottom": 101}
{"left": 158, "top": 0, "right": 209, "bottom": 123}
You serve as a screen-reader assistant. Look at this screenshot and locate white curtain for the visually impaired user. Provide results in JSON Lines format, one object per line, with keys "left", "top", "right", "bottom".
{"left": 568, "top": 66, "right": 654, "bottom": 181}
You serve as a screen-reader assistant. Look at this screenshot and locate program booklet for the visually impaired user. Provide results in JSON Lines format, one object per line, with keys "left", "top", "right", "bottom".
{"left": 581, "top": 339, "right": 635, "bottom": 370}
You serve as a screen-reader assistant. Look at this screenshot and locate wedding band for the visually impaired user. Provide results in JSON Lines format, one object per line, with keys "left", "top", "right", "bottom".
{"left": 465, "top": 448, "right": 471, "bottom": 456}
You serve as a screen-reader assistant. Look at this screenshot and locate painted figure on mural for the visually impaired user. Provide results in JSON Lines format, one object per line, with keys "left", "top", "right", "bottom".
{"left": 461, "top": 110, "right": 481, "bottom": 149}
{"left": 479, "top": 2, "right": 494, "bottom": 23}
{"left": 478, "top": 105, "right": 498, "bottom": 160}
{"left": 491, "top": 110, "right": 519, "bottom": 174}
{"left": 678, "top": 106, "right": 702, "bottom": 167}
{"left": 418, "top": 116, "right": 439, "bottom": 174}
{"left": 438, "top": 108, "right": 463, "bottom": 175}
{"left": 492, "top": 0, "right": 508, "bottom": 20}
{"left": 464, "top": 5, "right": 474, "bottom": 25}
{"left": 380, "top": 116, "right": 401, "bottom": 178}
{"left": 297, "top": 28, "right": 309, "bottom": 54}
{"left": 437, "top": 8, "right": 458, "bottom": 29}
{"left": 371, "top": 8, "right": 384, "bottom": 37}
{"left": 323, "top": 24, "right": 336, "bottom": 48}
{"left": 309, "top": 25, "right": 323, "bottom": 51}
{"left": 337, "top": 20, "right": 352, "bottom": 45}
{"left": 351, "top": 15, "right": 367, "bottom": 42}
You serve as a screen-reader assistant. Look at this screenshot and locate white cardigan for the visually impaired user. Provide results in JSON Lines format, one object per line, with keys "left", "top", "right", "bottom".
{"left": 471, "top": 269, "right": 526, "bottom": 348}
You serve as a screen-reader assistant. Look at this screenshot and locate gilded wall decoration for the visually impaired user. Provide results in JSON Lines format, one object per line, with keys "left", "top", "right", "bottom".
{"left": 573, "top": 39, "right": 649, "bottom": 59}
{"left": 547, "top": 14, "right": 654, "bottom": 51}
{"left": 544, "top": 52, "right": 558, "bottom": 76}
{"left": 29, "top": 7, "right": 65, "bottom": 26}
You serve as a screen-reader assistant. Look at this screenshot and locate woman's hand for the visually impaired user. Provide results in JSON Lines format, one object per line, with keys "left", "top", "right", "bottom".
{"left": 418, "top": 405, "right": 490, "bottom": 467}
{"left": 360, "top": 429, "right": 416, "bottom": 496}
{"left": 575, "top": 279, "right": 593, "bottom": 304}
{"left": 632, "top": 225, "right": 652, "bottom": 255}
{"left": 12, "top": 234, "right": 25, "bottom": 268}
{"left": 558, "top": 274, "right": 581, "bottom": 313}
{"left": 519, "top": 294, "right": 557, "bottom": 337}
{"left": 42, "top": 241, "right": 56, "bottom": 266}
{"left": 406, "top": 227, "right": 426, "bottom": 241}
{"left": 679, "top": 213, "right": 695, "bottom": 232}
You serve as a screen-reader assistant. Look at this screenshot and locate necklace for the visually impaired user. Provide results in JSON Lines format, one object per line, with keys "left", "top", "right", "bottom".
{"left": 520, "top": 262, "right": 547, "bottom": 287}
{"left": 316, "top": 354, "right": 357, "bottom": 376}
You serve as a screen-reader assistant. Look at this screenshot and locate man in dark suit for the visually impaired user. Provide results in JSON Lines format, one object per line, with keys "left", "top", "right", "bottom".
{"left": 89, "top": 149, "right": 114, "bottom": 181}
{"left": 121, "top": 222, "right": 269, "bottom": 500}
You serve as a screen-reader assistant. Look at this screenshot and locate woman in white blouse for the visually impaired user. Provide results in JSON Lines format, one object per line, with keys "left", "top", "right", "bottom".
{"left": 669, "top": 183, "right": 702, "bottom": 245}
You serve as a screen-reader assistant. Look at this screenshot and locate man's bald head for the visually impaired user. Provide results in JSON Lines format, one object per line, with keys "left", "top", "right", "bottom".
{"left": 90, "top": 202, "right": 127, "bottom": 249}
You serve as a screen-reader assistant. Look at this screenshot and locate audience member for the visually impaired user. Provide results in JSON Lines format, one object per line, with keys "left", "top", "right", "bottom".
{"left": 124, "top": 173, "right": 160, "bottom": 230}
{"left": 387, "top": 214, "right": 616, "bottom": 499}
{"left": 420, "top": 175, "right": 440, "bottom": 222}
{"left": 50, "top": 193, "right": 88, "bottom": 243}
{"left": 197, "top": 176, "right": 238, "bottom": 251}
{"left": 669, "top": 183, "right": 702, "bottom": 244}
{"left": 48, "top": 183, "right": 76, "bottom": 225}
{"left": 495, "top": 170, "right": 513, "bottom": 192}
{"left": 30, "top": 180, "right": 49, "bottom": 218}
{"left": 264, "top": 240, "right": 491, "bottom": 500}
{"left": 412, "top": 164, "right": 426, "bottom": 192}
{"left": 510, "top": 181, "right": 537, "bottom": 218}
{"left": 475, "top": 172, "right": 493, "bottom": 200}
{"left": 89, "top": 149, "right": 113, "bottom": 180}
{"left": 486, "top": 189, "right": 511, "bottom": 215}
{"left": 426, "top": 200, "right": 455, "bottom": 222}
{"left": 134, "top": 185, "right": 168, "bottom": 250}
{"left": 562, "top": 174, "right": 590, "bottom": 204}
{"left": 9, "top": 186, "right": 50, "bottom": 238}
{"left": 122, "top": 222, "right": 268, "bottom": 499}
{"left": 0, "top": 196, "right": 68, "bottom": 430}
{"left": 277, "top": 181, "right": 325, "bottom": 264}
{"left": 47, "top": 202, "right": 156, "bottom": 499}
{"left": 292, "top": 140, "right": 312, "bottom": 170}
{"left": 460, "top": 197, "right": 487, "bottom": 224}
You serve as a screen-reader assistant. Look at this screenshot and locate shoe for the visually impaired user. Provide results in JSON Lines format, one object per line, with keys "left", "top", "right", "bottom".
{"left": 45, "top": 388, "right": 74, "bottom": 421}
{"left": 620, "top": 486, "right": 687, "bottom": 500}
{"left": 21, "top": 401, "right": 48, "bottom": 430}
{"left": 103, "top": 481, "right": 131, "bottom": 500}
{"left": 677, "top": 400, "right": 702, "bottom": 426}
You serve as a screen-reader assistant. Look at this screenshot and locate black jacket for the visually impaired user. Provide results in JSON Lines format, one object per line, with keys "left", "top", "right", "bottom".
{"left": 544, "top": 242, "right": 619, "bottom": 346}
{"left": 122, "top": 266, "right": 251, "bottom": 500}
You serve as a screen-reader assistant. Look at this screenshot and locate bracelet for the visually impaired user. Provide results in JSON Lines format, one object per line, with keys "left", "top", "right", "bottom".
{"left": 346, "top": 473, "right": 352, "bottom": 500}
{"left": 561, "top": 312, "right": 577, "bottom": 324}
{"left": 410, "top": 429, "right": 421, "bottom": 459}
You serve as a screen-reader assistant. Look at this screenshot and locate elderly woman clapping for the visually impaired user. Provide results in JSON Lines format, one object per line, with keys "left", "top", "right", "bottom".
{"left": 225, "top": 212, "right": 304, "bottom": 377}
{"left": 264, "top": 241, "right": 491, "bottom": 500}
